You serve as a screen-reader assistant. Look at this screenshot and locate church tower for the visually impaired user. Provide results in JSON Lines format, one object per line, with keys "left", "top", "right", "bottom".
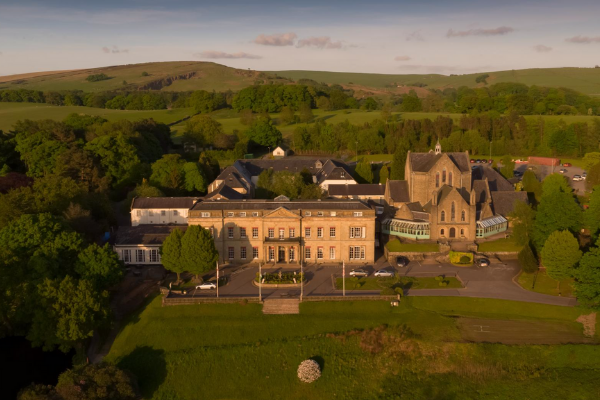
{"left": 435, "top": 139, "right": 442, "bottom": 155}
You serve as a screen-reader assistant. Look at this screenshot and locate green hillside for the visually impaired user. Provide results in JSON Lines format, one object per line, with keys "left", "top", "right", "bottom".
{"left": 270, "top": 67, "right": 600, "bottom": 96}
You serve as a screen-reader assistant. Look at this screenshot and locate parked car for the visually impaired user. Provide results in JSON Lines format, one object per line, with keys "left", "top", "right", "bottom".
{"left": 349, "top": 269, "right": 369, "bottom": 277}
{"left": 470, "top": 159, "right": 475, "bottom": 163}
{"left": 477, "top": 258, "right": 490, "bottom": 267}
{"left": 572, "top": 174, "right": 583, "bottom": 181}
{"left": 196, "top": 282, "right": 217, "bottom": 290}
{"left": 374, "top": 269, "right": 395, "bottom": 277}
{"left": 562, "top": 163, "right": 572, "bottom": 167}
{"left": 488, "top": 159, "right": 493, "bottom": 164}
{"left": 476, "top": 159, "right": 482, "bottom": 163}
{"left": 481, "top": 159, "right": 488, "bottom": 163}
{"left": 396, "top": 256, "right": 409, "bottom": 267}
{"left": 582, "top": 172, "right": 587, "bottom": 180}
{"left": 513, "top": 171, "right": 523, "bottom": 177}
{"left": 559, "top": 168, "right": 567, "bottom": 174}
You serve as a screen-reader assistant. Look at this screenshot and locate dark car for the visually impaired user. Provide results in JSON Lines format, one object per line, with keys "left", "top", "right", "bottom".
{"left": 396, "top": 256, "right": 409, "bottom": 267}
{"left": 513, "top": 171, "right": 523, "bottom": 177}
{"left": 476, "top": 159, "right": 482, "bottom": 163}
{"left": 477, "top": 258, "right": 490, "bottom": 267}
{"left": 481, "top": 159, "right": 488, "bottom": 163}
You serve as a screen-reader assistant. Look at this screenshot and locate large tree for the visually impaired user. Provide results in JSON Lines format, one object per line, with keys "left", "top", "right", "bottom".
{"left": 160, "top": 228, "right": 185, "bottom": 282}
{"left": 183, "top": 115, "right": 224, "bottom": 147}
{"left": 574, "top": 242, "right": 600, "bottom": 309}
{"left": 586, "top": 186, "right": 600, "bottom": 239}
{"left": 150, "top": 154, "right": 184, "bottom": 192}
{"left": 354, "top": 160, "right": 374, "bottom": 184}
{"left": 518, "top": 243, "right": 539, "bottom": 273}
{"left": 541, "top": 230, "right": 582, "bottom": 281}
{"left": 246, "top": 118, "right": 282, "bottom": 148}
{"left": 180, "top": 225, "right": 219, "bottom": 280}
{"left": 521, "top": 170, "right": 542, "bottom": 204}
{"left": 586, "top": 161, "right": 600, "bottom": 191}
{"left": 500, "top": 155, "right": 515, "bottom": 179}
{"left": 390, "top": 140, "right": 409, "bottom": 180}
{"left": 509, "top": 200, "right": 536, "bottom": 245}
{"left": 75, "top": 243, "right": 123, "bottom": 290}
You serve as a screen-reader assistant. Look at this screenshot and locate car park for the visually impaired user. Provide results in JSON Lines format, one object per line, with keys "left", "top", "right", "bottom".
{"left": 476, "top": 258, "right": 490, "bottom": 267}
{"left": 573, "top": 174, "right": 583, "bottom": 181}
{"left": 374, "top": 269, "right": 395, "bottom": 277}
{"left": 349, "top": 269, "right": 369, "bottom": 277}
{"left": 395, "top": 256, "right": 409, "bottom": 267}
{"left": 196, "top": 282, "right": 217, "bottom": 290}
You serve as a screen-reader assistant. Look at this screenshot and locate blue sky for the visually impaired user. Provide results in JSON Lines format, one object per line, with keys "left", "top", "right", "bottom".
{"left": 1, "top": 0, "right": 600, "bottom": 76}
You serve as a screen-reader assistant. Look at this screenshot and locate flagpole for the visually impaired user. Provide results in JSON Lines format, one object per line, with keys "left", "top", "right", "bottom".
{"left": 259, "top": 262, "right": 262, "bottom": 302}
{"left": 343, "top": 261, "right": 346, "bottom": 297}
{"left": 216, "top": 261, "right": 219, "bottom": 298}
{"left": 300, "top": 261, "right": 303, "bottom": 302}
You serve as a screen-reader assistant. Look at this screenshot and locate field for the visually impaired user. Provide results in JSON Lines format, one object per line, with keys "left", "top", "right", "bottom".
{"left": 104, "top": 295, "right": 600, "bottom": 400}
{"left": 518, "top": 270, "right": 575, "bottom": 297}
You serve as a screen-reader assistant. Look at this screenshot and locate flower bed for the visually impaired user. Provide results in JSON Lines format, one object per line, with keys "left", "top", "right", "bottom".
{"left": 255, "top": 272, "right": 304, "bottom": 284}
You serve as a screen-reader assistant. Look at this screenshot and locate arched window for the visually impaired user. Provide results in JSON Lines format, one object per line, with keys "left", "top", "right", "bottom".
{"left": 461, "top": 210, "right": 466, "bottom": 222}
{"left": 442, "top": 168, "right": 447, "bottom": 183}
{"left": 451, "top": 202, "right": 456, "bottom": 221}
{"left": 435, "top": 172, "right": 440, "bottom": 188}
{"left": 460, "top": 228, "right": 464, "bottom": 237}
{"left": 448, "top": 172, "right": 453, "bottom": 186}
{"left": 441, "top": 210, "right": 445, "bottom": 222}
{"left": 440, "top": 228, "right": 445, "bottom": 236}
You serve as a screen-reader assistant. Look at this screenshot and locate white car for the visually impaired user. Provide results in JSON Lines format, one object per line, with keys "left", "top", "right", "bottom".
{"left": 374, "top": 269, "right": 395, "bottom": 277}
{"left": 196, "top": 282, "right": 217, "bottom": 290}
{"left": 572, "top": 175, "right": 583, "bottom": 181}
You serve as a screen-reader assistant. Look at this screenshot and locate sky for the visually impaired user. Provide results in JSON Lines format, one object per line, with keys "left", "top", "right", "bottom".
{"left": 1, "top": 0, "right": 600, "bottom": 76}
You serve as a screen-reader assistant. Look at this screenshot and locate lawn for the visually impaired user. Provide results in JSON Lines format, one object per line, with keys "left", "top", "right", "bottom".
{"left": 335, "top": 276, "right": 463, "bottom": 290}
{"left": 105, "top": 296, "right": 600, "bottom": 400}
{"left": 477, "top": 237, "right": 523, "bottom": 252}
{"left": 518, "top": 270, "right": 575, "bottom": 297}
{"left": 386, "top": 239, "right": 439, "bottom": 253}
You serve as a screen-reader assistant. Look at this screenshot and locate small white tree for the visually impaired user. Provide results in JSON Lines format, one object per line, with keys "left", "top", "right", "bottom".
{"left": 297, "top": 359, "right": 321, "bottom": 383}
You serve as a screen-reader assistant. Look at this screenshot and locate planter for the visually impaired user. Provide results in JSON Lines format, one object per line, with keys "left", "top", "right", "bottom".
{"left": 252, "top": 280, "right": 306, "bottom": 288}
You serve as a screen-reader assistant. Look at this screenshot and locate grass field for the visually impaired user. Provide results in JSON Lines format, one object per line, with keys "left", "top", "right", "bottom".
{"left": 104, "top": 296, "right": 600, "bottom": 400}
{"left": 477, "top": 237, "right": 523, "bottom": 252}
{"left": 518, "top": 270, "right": 575, "bottom": 297}
{"left": 386, "top": 239, "right": 439, "bottom": 253}
{"left": 335, "top": 276, "right": 463, "bottom": 290}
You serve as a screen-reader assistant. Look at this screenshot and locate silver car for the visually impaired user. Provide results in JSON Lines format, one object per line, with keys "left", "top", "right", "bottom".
{"left": 349, "top": 269, "right": 369, "bottom": 277}
{"left": 196, "top": 282, "right": 217, "bottom": 290}
{"left": 374, "top": 269, "right": 395, "bottom": 277}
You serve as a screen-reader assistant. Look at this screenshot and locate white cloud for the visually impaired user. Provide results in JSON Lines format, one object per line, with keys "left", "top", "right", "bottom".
{"left": 194, "top": 50, "right": 262, "bottom": 59}
{"left": 533, "top": 44, "right": 552, "bottom": 53}
{"left": 297, "top": 36, "right": 342, "bottom": 49}
{"left": 254, "top": 32, "right": 297, "bottom": 46}
{"left": 565, "top": 35, "right": 600, "bottom": 44}
{"left": 394, "top": 55, "right": 411, "bottom": 61}
{"left": 446, "top": 26, "right": 514, "bottom": 38}
{"left": 102, "top": 45, "right": 129, "bottom": 54}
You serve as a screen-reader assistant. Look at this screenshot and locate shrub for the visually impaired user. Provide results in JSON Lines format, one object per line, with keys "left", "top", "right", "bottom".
{"left": 439, "top": 281, "right": 448, "bottom": 287}
{"left": 86, "top": 73, "right": 109, "bottom": 82}
{"left": 519, "top": 242, "right": 539, "bottom": 273}
{"left": 380, "top": 287, "right": 395, "bottom": 295}
{"left": 460, "top": 255, "right": 471, "bottom": 264}
{"left": 297, "top": 359, "right": 321, "bottom": 383}
{"left": 450, "top": 251, "right": 473, "bottom": 265}
{"left": 394, "top": 287, "right": 404, "bottom": 296}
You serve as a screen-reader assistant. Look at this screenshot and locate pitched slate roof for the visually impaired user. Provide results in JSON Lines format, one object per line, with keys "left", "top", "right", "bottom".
{"left": 190, "top": 199, "right": 372, "bottom": 211}
{"left": 204, "top": 182, "right": 245, "bottom": 201}
{"left": 131, "top": 197, "right": 199, "bottom": 209}
{"left": 473, "top": 180, "right": 490, "bottom": 203}
{"left": 491, "top": 192, "right": 529, "bottom": 217}
{"left": 437, "top": 185, "right": 470, "bottom": 204}
{"left": 328, "top": 184, "right": 384, "bottom": 197}
{"left": 472, "top": 166, "right": 514, "bottom": 192}
{"left": 114, "top": 225, "right": 188, "bottom": 246}
{"left": 215, "top": 166, "right": 249, "bottom": 189}
{"left": 387, "top": 180, "right": 410, "bottom": 202}
{"left": 409, "top": 152, "right": 470, "bottom": 173}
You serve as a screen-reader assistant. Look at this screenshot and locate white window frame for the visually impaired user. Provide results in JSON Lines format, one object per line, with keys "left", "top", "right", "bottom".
{"left": 331, "top": 211, "right": 337, "bottom": 217}
{"left": 240, "top": 227, "right": 247, "bottom": 238}
{"left": 268, "top": 228, "right": 275, "bottom": 239}
{"left": 122, "top": 249, "right": 131, "bottom": 262}
{"left": 329, "top": 247, "right": 335, "bottom": 260}
{"left": 228, "top": 227, "right": 234, "bottom": 239}
{"left": 289, "top": 228, "right": 295, "bottom": 238}
{"left": 305, "top": 227, "right": 311, "bottom": 238}
{"left": 252, "top": 227, "right": 259, "bottom": 239}
{"left": 317, "top": 211, "right": 323, "bottom": 217}
{"left": 329, "top": 227, "right": 336, "bottom": 238}
{"left": 135, "top": 249, "right": 145, "bottom": 263}
{"left": 240, "top": 247, "right": 247, "bottom": 259}
{"left": 201, "top": 212, "right": 210, "bottom": 218}
{"left": 173, "top": 210, "right": 179, "bottom": 216}
{"left": 305, "top": 247, "right": 311, "bottom": 259}
{"left": 148, "top": 210, "right": 154, "bottom": 217}
{"left": 161, "top": 210, "right": 166, "bottom": 216}
{"left": 317, "top": 247, "right": 324, "bottom": 259}
{"left": 253, "top": 247, "right": 259, "bottom": 259}
{"left": 136, "top": 210, "right": 141, "bottom": 217}
{"left": 353, "top": 212, "right": 363, "bottom": 217}
{"left": 305, "top": 211, "right": 312, "bottom": 216}
{"left": 240, "top": 212, "right": 246, "bottom": 217}
{"left": 149, "top": 249, "right": 160, "bottom": 263}
{"left": 317, "top": 227, "right": 323, "bottom": 238}
{"left": 279, "top": 228, "right": 285, "bottom": 239}
{"left": 227, "top": 212, "right": 234, "bottom": 217}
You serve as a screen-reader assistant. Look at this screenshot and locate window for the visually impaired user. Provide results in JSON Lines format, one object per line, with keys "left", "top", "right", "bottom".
{"left": 436, "top": 172, "right": 440, "bottom": 188}
{"left": 349, "top": 246, "right": 365, "bottom": 260}
{"left": 252, "top": 212, "right": 259, "bottom": 217}
{"left": 317, "top": 211, "right": 324, "bottom": 216}
{"left": 136, "top": 210, "right": 141, "bottom": 216}
{"left": 207, "top": 227, "right": 214, "bottom": 237}
{"left": 240, "top": 247, "right": 247, "bottom": 259}
{"left": 228, "top": 227, "right": 234, "bottom": 239}
{"left": 451, "top": 202, "right": 455, "bottom": 222}
{"left": 305, "top": 211, "right": 312, "bottom": 216}
{"left": 279, "top": 228, "right": 285, "bottom": 239}
{"left": 135, "top": 249, "right": 145, "bottom": 263}
{"left": 353, "top": 212, "right": 363, "bottom": 217}
{"left": 227, "top": 212, "right": 234, "bottom": 217}
{"left": 305, "top": 247, "right": 311, "bottom": 259}
{"left": 268, "top": 228, "right": 274, "bottom": 238}
{"left": 122, "top": 249, "right": 131, "bottom": 262}
{"left": 228, "top": 247, "right": 234, "bottom": 259}
{"left": 240, "top": 227, "right": 247, "bottom": 238}
{"left": 350, "top": 227, "right": 365, "bottom": 238}
{"left": 317, "top": 227, "right": 323, "bottom": 238}
{"left": 329, "top": 227, "right": 336, "bottom": 237}
{"left": 440, "top": 228, "right": 445, "bottom": 236}
{"left": 269, "top": 247, "right": 275, "bottom": 261}
{"left": 329, "top": 247, "right": 336, "bottom": 260}
{"left": 461, "top": 210, "right": 466, "bottom": 222}
{"left": 341, "top": 171, "right": 345, "bottom": 178}
{"left": 149, "top": 210, "right": 154, "bottom": 216}
{"left": 252, "top": 227, "right": 259, "bottom": 238}
{"left": 442, "top": 168, "right": 446, "bottom": 183}
{"left": 331, "top": 211, "right": 337, "bottom": 217}
{"left": 460, "top": 229, "right": 464, "bottom": 237}
{"left": 289, "top": 247, "right": 295, "bottom": 261}
{"left": 441, "top": 211, "right": 445, "bottom": 222}
{"left": 305, "top": 227, "right": 311, "bottom": 238}
{"left": 448, "top": 172, "right": 453, "bottom": 186}
{"left": 317, "top": 247, "right": 324, "bottom": 259}
{"left": 149, "top": 249, "right": 159, "bottom": 262}
{"left": 201, "top": 212, "right": 210, "bottom": 217}
{"left": 253, "top": 247, "right": 259, "bottom": 259}
{"left": 173, "top": 210, "right": 179, "bottom": 216}
{"left": 240, "top": 212, "right": 246, "bottom": 217}
{"left": 289, "top": 228, "right": 295, "bottom": 238}
{"left": 161, "top": 210, "right": 166, "bottom": 216}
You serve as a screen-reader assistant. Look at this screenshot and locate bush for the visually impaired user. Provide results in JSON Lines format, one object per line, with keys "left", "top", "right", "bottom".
{"left": 450, "top": 251, "right": 473, "bottom": 265}
{"left": 297, "top": 359, "right": 321, "bottom": 383}
{"left": 460, "top": 255, "right": 471, "bottom": 264}
{"left": 394, "top": 287, "right": 404, "bottom": 296}
{"left": 380, "top": 287, "right": 395, "bottom": 295}
{"left": 86, "top": 73, "right": 109, "bottom": 82}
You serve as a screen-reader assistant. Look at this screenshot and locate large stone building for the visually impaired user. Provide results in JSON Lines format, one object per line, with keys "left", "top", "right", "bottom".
{"left": 383, "top": 141, "right": 527, "bottom": 242}
{"left": 130, "top": 197, "right": 200, "bottom": 226}
{"left": 188, "top": 196, "right": 376, "bottom": 264}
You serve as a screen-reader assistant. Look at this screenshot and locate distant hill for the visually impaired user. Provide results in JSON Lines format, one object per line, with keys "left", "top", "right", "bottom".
{"left": 2, "top": 62, "right": 600, "bottom": 96}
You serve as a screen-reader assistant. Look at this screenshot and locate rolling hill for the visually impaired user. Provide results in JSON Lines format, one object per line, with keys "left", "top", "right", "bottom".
{"left": 1, "top": 62, "right": 600, "bottom": 96}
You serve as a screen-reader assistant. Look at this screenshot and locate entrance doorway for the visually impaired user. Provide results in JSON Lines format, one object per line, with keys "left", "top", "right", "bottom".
{"left": 278, "top": 246, "right": 286, "bottom": 262}
{"left": 449, "top": 228, "right": 456, "bottom": 238}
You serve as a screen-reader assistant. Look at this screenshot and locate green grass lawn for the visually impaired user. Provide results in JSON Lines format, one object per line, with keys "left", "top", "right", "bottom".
{"left": 386, "top": 239, "right": 439, "bottom": 253}
{"left": 335, "top": 276, "right": 463, "bottom": 290}
{"left": 518, "top": 270, "right": 575, "bottom": 297}
{"left": 477, "top": 237, "right": 523, "bottom": 252}
{"left": 104, "top": 296, "right": 600, "bottom": 400}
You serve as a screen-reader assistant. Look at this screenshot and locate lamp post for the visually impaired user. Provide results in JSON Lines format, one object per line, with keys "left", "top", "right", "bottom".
{"left": 216, "top": 261, "right": 219, "bottom": 298}
{"left": 342, "top": 261, "right": 346, "bottom": 297}
{"left": 355, "top": 141, "right": 358, "bottom": 162}
{"left": 300, "top": 261, "right": 303, "bottom": 302}
{"left": 258, "top": 262, "right": 262, "bottom": 302}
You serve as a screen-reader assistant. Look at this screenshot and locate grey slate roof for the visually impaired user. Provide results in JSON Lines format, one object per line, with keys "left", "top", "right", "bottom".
{"left": 409, "top": 152, "right": 470, "bottom": 173}
{"left": 131, "top": 197, "right": 199, "bottom": 209}
{"left": 114, "top": 225, "right": 188, "bottom": 246}
{"left": 328, "top": 184, "right": 385, "bottom": 197}
{"left": 437, "top": 185, "right": 470, "bottom": 204}
{"left": 204, "top": 182, "right": 245, "bottom": 200}
{"left": 387, "top": 180, "right": 410, "bottom": 202}
{"left": 473, "top": 180, "right": 490, "bottom": 203}
{"left": 472, "top": 166, "right": 514, "bottom": 192}
{"left": 215, "top": 166, "right": 249, "bottom": 189}
{"left": 491, "top": 192, "right": 529, "bottom": 217}
{"left": 190, "top": 199, "right": 371, "bottom": 211}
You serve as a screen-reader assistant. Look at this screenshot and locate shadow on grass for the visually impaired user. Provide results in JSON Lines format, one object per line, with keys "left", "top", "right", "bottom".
{"left": 118, "top": 346, "right": 166, "bottom": 398}
{"left": 311, "top": 355, "right": 325, "bottom": 372}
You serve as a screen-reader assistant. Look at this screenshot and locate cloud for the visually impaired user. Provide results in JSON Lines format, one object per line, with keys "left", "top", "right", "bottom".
{"left": 533, "top": 44, "right": 552, "bottom": 53}
{"left": 102, "top": 45, "right": 129, "bottom": 54}
{"left": 565, "top": 35, "right": 600, "bottom": 44}
{"left": 406, "top": 31, "right": 424, "bottom": 41}
{"left": 254, "top": 32, "right": 297, "bottom": 46}
{"left": 394, "top": 55, "right": 411, "bottom": 61}
{"left": 446, "top": 26, "right": 514, "bottom": 38}
{"left": 194, "top": 51, "right": 262, "bottom": 59}
{"left": 297, "top": 36, "right": 343, "bottom": 49}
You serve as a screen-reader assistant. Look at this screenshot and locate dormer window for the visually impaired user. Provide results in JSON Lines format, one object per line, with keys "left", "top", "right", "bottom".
{"left": 201, "top": 212, "right": 210, "bottom": 217}
{"left": 305, "top": 211, "right": 312, "bottom": 216}
{"left": 227, "top": 212, "right": 234, "bottom": 217}
{"left": 341, "top": 171, "right": 345, "bottom": 178}
{"left": 317, "top": 211, "right": 324, "bottom": 216}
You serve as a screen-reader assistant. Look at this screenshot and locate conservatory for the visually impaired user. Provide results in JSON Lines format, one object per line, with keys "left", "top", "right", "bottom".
{"left": 382, "top": 219, "right": 431, "bottom": 240}
{"left": 476, "top": 216, "right": 508, "bottom": 238}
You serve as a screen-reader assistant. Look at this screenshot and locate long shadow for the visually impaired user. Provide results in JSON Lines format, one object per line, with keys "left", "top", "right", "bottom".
{"left": 311, "top": 355, "right": 325, "bottom": 373}
{"left": 118, "top": 346, "right": 166, "bottom": 398}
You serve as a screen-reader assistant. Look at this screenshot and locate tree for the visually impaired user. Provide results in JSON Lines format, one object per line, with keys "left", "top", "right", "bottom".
{"left": 541, "top": 230, "right": 582, "bottom": 281}
{"left": 573, "top": 243, "right": 600, "bottom": 309}
{"left": 239, "top": 109, "right": 255, "bottom": 126}
{"left": 362, "top": 97, "right": 378, "bottom": 111}
{"left": 475, "top": 74, "right": 490, "bottom": 84}
{"left": 521, "top": 170, "right": 542, "bottom": 204}
{"left": 160, "top": 228, "right": 185, "bottom": 282}
{"left": 509, "top": 200, "right": 536, "bottom": 244}
{"left": 279, "top": 106, "right": 295, "bottom": 125}
{"left": 500, "top": 155, "right": 515, "bottom": 179}
{"left": 246, "top": 118, "right": 282, "bottom": 148}
{"left": 390, "top": 140, "right": 409, "bottom": 180}
{"left": 150, "top": 154, "right": 184, "bottom": 192}
{"left": 182, "top": 162, "right": 207, "bottom": 193}
{"left": 180, "top": 225, "right": 219, "bottom": 280}
{"left": 298, "top": 103, "right": 314, "bottom": 123}
{"left": 184, "top": 115, "right": 224, "bottom": 147}
{"left": 379, "top": 164, "right": 390, "bottom": 184}
{"left": 84, "top": 134, "right": 142, "bottom": 187}
{"left": 401, "top": 92, "right": 422, "bottom": 112}
{"left": 582, "top": 152, "right": 600, "bottom": 170}
{"left": 518, "top": 243, "right": 539, "bottom": 273}
{"left": 586, "top": 186, "right": 600, "bottom": 239}
{"left": 354, "top": 160, "right": 374, "bottom": 184}
{"left": 380, "top": 102, "right": 393, "bottom": 122}
{"left": 75, "top": 243, "right": 123, "bottom": 289}
{"left": 586, "top": 162, "right": 600, "bottom": 191}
